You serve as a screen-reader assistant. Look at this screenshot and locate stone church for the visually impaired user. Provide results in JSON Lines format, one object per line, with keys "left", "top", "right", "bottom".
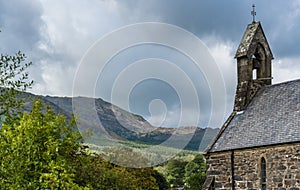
{"left": 202, "top": 21, "right": 300, "bottom": 189}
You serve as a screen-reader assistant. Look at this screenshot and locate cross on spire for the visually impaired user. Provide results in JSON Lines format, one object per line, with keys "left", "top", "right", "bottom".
{"left": 251, "top": 4, "right": 257, "bottom": 23}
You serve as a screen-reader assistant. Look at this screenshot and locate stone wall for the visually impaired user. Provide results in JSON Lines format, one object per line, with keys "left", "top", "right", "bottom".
{"left": 205, "top": 151, "right": 233, "bottom": 189}
{"left": 205, "top": 143, "right": 300, "bottom": 190}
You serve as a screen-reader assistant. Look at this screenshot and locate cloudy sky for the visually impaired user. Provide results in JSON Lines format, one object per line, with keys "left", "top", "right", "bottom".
{"left": 0, "top": 0, "right": 300, "bottom": 128}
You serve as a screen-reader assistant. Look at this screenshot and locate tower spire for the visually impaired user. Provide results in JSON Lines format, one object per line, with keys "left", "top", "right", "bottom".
{"left": 234, "top": 21, "right": 273, "bottom": 111}
{"left": 251, "top": 4, "right": 257, "bottom": 23}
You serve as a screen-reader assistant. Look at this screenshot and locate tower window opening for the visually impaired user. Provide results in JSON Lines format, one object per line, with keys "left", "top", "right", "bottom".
{"left": 253, "top": 69, "right": 257, "bottom": 80}
{"left": 252, "top": 54, "right": 260, "bottom": 80}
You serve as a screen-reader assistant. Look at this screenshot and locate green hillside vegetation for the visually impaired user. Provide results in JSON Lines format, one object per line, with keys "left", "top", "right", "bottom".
{"left": 21, "top": 94, "right": 219, "bottom": 152}
{"left": 155, "top": 154, "right": 206, "bottom": 189}
{"left": 0, "top": 100, "right": 206, "bottom": 189}
{"left": 0, "top": 101, "right": 165, "bottom": 189}
{"left": 85, "top": 139, "right": 199, "bottom": 167}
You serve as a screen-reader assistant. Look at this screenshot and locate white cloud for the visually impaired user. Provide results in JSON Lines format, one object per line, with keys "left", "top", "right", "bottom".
{"left": 31, "top": 60, "right": 75, "bottom": 95}
{"left": 29, "top": 0, "right": 128, "bottom": 96}
{"left": 146, "top": 106, "right": 201, "bottom": 128}
{"left": 273, "top": 57, "right": 300, "bottom": 84}
{"left": 203, "top": 36, "right": 237, "bottom": 117}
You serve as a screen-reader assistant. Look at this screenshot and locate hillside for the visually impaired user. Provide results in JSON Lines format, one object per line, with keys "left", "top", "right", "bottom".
{"left": 23, "top": 93, "right": 219, "bottom": 151}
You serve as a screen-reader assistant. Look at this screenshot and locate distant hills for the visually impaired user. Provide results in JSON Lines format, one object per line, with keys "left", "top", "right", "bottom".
{"left": 22, "top": 93, "right": 219, "bottom": 151}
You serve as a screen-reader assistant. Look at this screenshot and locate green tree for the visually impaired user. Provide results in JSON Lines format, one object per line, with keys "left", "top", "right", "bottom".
{"left": 185, "top": 173, "right": 206, "bottom": 190}
{"left": 0, "top": 51, "right": 33, "bottom": 124}
{"left": 0, "top": 101, "right": 88, "bottom": 189}
{"left": 184, "top": 154, "right": 206, "bottom": 190}
{"left": 74, "top": 150, "right": 163, "bottom": 190}
{"left": 151, "top": 170, "right": 169, "bottom": 190}
{"left": 165, "top": 159, "right": 187, "bottom": 187}
{"left": 74, "top": 153, "right": 137, "bottom": 190}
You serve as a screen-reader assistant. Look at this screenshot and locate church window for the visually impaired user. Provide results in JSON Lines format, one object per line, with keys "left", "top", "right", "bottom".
{"left": 261, "top": 157, "right": 267, "bottom": 190}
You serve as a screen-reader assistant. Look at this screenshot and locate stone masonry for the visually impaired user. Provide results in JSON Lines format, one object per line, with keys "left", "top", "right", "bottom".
{"left": 205, "top": 143, "right": 300, "bottom": 190}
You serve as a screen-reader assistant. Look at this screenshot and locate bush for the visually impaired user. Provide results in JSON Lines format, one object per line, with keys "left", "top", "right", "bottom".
{"left": 0, "top": 101, "right": 86, "bottom": 189}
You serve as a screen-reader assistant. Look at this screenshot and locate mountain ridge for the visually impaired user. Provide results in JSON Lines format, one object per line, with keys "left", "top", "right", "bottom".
{"left": 22, "top": 92, "right": 219, "bottom": 151}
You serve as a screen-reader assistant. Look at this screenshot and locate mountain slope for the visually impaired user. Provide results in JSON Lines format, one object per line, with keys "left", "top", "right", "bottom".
{"left": 22, "top": 93, "right": 219, "bottom": 151}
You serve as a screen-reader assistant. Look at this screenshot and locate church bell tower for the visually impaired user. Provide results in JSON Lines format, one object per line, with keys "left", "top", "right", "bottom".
{"left": 234, "top": 21, "right": 274, "bottom": 111}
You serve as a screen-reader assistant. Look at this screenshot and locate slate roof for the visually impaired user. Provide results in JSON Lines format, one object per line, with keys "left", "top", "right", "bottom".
{"left": 207, "top": 79, "right": 300, "bottom": 153}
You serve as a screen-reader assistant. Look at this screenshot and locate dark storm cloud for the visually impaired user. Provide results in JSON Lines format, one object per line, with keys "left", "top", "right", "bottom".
{"left": 117, "top": 0, "right": 248, "bottom": 40}
{"left": 0, "top": 0, "right": 43, "bottom": 54}
{"left": 0, "top": 0, "right": 49, "bottom": 90}
{"left": 118, "top": 0, "right": 300, "bottom": 57}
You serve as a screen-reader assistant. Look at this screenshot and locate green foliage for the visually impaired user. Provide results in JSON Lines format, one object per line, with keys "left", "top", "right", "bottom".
{"left": 165, "top": 159, "right": 188, "bottom": 187}
{"left": 0, "top": 100, "right": 166, "bottom": 189}
{"left": 0, "top": 51, "right": 33, "bottom": 124}
{"left": 184, "top": 173, "right": 206, "bottom": 190}
{"left": 103, "top": 146, "right": 153, "bottom": 168}
{"left": 151, "top": 170, "right": 169, "bottom": 190}
{"left": 74, "top": 150, "right": 163, "bottom": 190}
{"left": 0, "top": 101, "right": 86, "bottom": 189}
{"left": 74, "top": 153, "right": 136, "bottom": 189}
{"left": 185, "top": 154, "right": 205, "bottom": 177}
{"left": 184, "top": 154, "right": 206, "bottom": 190}
{"left": 156, "top": 154, "right": 206, "bottom": 189}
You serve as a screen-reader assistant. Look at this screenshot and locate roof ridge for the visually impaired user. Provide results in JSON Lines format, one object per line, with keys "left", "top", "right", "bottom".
{"left": 266, "top": 78, "right": 300, "bottom": 88}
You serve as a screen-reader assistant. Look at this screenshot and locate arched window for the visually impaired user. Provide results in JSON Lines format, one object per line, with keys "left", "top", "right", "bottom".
{"left": 261, "top": 157, "right": 266, "bottom": 190}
